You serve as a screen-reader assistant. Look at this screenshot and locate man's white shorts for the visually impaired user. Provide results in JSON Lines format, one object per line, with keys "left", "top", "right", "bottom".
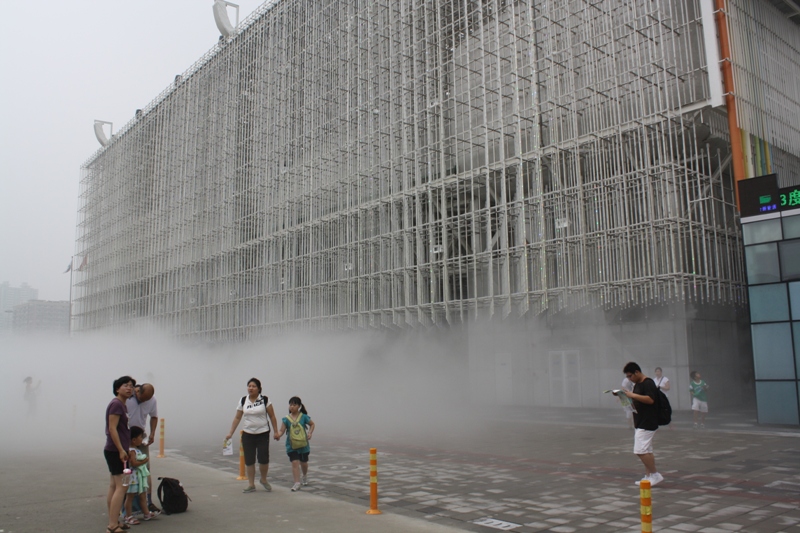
{"left": 633, "top": 428, "right": 656, "bottom": 455}
{"left": 692, "top": 398, "right": 709, "bottom": 412}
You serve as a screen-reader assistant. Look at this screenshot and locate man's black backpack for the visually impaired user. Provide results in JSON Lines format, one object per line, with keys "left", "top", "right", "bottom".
{"left": 157, "top": 477, "right": 190, "bottom": 515}
{"left": 656, "top": 387, "right": 672, "bottom": 426}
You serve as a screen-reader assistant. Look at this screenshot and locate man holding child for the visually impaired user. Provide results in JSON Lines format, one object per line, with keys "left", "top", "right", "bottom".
{"left": 127, "top": 382, "right": 161, "bottom": 513}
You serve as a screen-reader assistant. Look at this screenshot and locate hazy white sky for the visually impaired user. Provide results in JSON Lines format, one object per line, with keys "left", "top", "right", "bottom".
{"left": 0, "top": 0, "right": 265, "bottom": 301}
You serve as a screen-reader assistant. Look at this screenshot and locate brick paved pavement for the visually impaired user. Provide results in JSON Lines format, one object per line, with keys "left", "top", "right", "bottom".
{"left": 177, "top": 407, "right": 800, "bottom": 533}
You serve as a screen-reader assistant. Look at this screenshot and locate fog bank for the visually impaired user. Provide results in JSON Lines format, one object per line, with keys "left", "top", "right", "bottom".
{"left": 1, "top": 328, "right": 470, "bottom": 455}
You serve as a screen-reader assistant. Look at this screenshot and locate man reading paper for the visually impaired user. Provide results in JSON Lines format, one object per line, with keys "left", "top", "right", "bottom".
{"left": 621, "top": 362, "right": 664, "bottom": 487}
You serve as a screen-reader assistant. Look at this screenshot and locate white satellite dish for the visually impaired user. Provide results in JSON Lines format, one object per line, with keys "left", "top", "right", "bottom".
{"left": 94, "top": 120, "right": 113, "bottom": 147}
{"left": 213, "top": 0, "right": 239, "bottom": 38}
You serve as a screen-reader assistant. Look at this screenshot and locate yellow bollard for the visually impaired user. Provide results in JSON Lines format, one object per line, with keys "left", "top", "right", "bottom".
{"left": 237, "top": 430, "right": 247, "bottom": 480}
{"left": 366, "top": 447, "right": 382, "bottom": 515}
{"left": 157, "top": 418, "right": 165, "bottom": 458}
{"left": 640, "top": 479, "right": 652, "bottom": 533}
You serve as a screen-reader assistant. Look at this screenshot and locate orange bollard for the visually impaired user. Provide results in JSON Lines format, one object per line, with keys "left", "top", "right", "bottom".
{"left": 640, "top": 479, "right": 652, "bottom": 533}
{"left": 366, "top": 447, "right": 382, "bottom": 515}
{"left": 157, "top": 418, "right": 165, "bottom": 458}
{"left": 237, "top": 430, "right": 247, "bottom": 480}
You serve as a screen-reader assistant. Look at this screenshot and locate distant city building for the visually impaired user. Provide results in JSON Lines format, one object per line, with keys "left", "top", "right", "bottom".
{"left": 74, "top": 1, "right": 800, "bottom": 417}
{"left": 0, "top": 282, "right": 38, "bottom": 334}
{"left": 11, "top": 300, "right": 70, "bottom": 336}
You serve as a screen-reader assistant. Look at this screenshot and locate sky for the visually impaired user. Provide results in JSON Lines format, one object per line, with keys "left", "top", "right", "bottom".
{"left": 0, "top": 0, "right": 265, "bottom": 301}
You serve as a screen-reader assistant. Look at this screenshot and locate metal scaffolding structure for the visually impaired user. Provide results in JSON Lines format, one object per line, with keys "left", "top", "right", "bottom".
{"left": 74, "top": 0, "right": 799, "bottom": 341}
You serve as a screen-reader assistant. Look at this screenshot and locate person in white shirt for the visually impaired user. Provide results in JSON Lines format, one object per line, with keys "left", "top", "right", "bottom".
{"left": 622, "top": 376, "right": 635, "bottom": 429}
{"left": 653, "top": 368, "right": 672, "bottom": 430}
{"left": 226, "top": 377, "right": 279, "bottom": 493}
{"left": 653, "top": 368, "right": 671, "bottom": 395}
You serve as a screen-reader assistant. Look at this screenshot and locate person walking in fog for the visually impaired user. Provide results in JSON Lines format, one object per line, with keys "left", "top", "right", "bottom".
{"left": 226, "top": 377, "right": 279, "bottom": 493}
{"left": 23, "top": 376, "right": 41, "bottom": 416}
{"left": 653, "top": 367, "right": 672, "bottom": 429}
{"left": 275, "top": 396, "right": 315, "bottom": 492}
{"left": 653, "top": 367, "right": 670, "bottom": 395}
{"left": 127, "top": 382, "right": 160, "bottom": 513}
{"left": 104, "top": 376, "right": 134, "bottom": 533}
{"left": 621, "top": 375, "right": 635, "bottom": 429}
{"left": 690, "top": 370, "right": 709, "bottom": 428}
{"left": 621, "top": 362, "right": 664, "bottom": 487}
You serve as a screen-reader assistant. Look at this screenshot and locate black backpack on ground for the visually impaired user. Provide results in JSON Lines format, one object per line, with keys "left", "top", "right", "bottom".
{"left": 655, "top": 386, "right": 672, "bottom": 426}
{"left": 157, "top": 477, "right": 190, "bottom": 515}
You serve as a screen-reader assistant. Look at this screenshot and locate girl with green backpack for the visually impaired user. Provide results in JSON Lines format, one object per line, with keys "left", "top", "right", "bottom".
{"left": 275, "top": 396, "right": 315, "bottom": 492}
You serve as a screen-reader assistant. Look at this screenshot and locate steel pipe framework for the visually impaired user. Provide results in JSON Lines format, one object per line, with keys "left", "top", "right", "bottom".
{"left": 74, "top": 0, "right": 800, "bottom": 341}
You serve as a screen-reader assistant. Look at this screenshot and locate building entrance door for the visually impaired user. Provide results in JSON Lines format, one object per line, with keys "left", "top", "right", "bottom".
{"left": 549, "top": 351, "right": 580, "bottom": 407}
{"left": 495, "top": 352, "right": 514, "bottom": 405}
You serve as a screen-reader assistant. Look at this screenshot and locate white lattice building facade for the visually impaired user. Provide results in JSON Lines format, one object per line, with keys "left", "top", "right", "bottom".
{"left": 75, "top": 0, "right": 800, "bottom": 408}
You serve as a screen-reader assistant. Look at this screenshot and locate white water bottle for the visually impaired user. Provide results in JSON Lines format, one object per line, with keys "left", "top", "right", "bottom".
{"left": 122, "top": 461, "right": 132, "bottom": 487}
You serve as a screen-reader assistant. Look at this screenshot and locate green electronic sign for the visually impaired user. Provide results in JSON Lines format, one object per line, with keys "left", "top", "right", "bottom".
{"left": 739, "top": 175, "right": 800, "bottom": 217}
{"left": 739, "top": 174, "right": 778, "bottom": 217}
{"left": 780, "top": 185, "right": 800, "bottom": 210}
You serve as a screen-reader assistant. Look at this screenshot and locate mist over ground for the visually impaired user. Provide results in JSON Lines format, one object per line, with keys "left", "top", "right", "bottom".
{"left": 1, "top": 329, "right": 471, "bottom": 456}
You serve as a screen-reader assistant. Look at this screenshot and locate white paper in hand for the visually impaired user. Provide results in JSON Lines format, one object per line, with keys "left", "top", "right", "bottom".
{"left": 222, "top": 439, "right": 233, "bottom": 456}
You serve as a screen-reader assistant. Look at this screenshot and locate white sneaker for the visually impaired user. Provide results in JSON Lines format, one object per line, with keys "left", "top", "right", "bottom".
{"left": 635, "top": 474, "right": 651, "bottom": 486}
{"left": 649, "top": 472, "right": 664, "bottom": 486}
{"left": 291, "top": 482, "right": 302, "bottom": 492}
{"left": 301, "top": 475, "right": 308, "bottom": 486}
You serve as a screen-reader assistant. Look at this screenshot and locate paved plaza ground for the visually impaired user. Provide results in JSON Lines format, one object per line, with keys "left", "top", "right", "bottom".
{"left": 2, "top": 406, "right": 798, "bottom": 532}
{"left": 182, "top": 407, "right": 800, "bottom": 532}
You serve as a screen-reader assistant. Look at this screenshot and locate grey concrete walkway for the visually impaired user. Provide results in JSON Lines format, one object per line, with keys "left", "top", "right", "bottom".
{"left": 0, "top": 448, "right": 465, "bottom": 533}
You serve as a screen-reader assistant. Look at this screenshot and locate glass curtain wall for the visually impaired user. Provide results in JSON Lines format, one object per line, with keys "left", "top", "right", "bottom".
{"left": 743, "top": 209, "right": 800, "bottom": 425}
